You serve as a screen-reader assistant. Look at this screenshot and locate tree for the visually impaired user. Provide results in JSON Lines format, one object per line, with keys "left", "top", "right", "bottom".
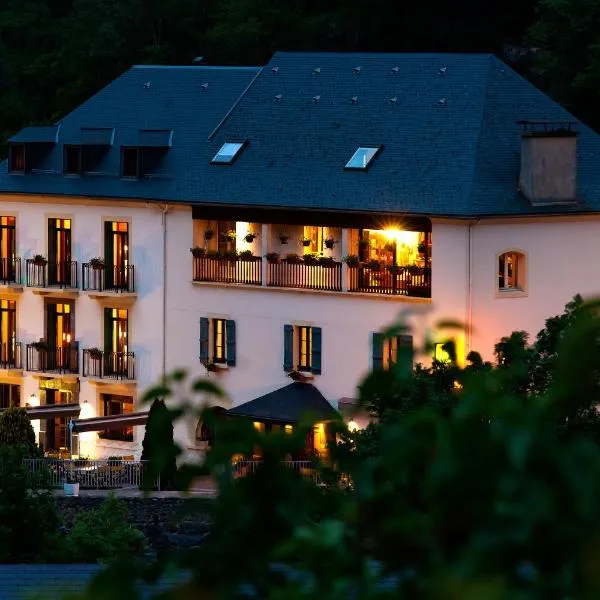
{"left": 140, "top": 398, "right": 178, "bottom": 490}
{"left": 0, "top": 406, "right": 39, "bottom": 456}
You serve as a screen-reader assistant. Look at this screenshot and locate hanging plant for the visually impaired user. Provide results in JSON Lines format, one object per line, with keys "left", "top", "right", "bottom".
{"left": 343, "top": 254, "right": 360, "bottom": 267}
{"left": 300, "top": 237, "right": 311, "bottom": 247}
{"left": 204, "top": 229, "right": 215, "bottom": 241}
{"left": 324, "top": 237, "right": 336, "bottom": 249}
{"left": 279, "top": 233, "right": 291, "bottom": 244}
{"left": 221, "top": 230, "right": 236, "bottom": 243}
{"left": 89, "top": 257, "right": 105, "bottom": 269}
{"left": 244, "top": 232, "right": 258, "bottom": 243}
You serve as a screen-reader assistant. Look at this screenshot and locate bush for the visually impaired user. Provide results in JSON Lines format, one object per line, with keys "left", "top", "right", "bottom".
{"left": 0, "top": 406, "right": 39, "bottom": 456}
{"left": 66, "top": 495, "right": 146, "bottom": 563}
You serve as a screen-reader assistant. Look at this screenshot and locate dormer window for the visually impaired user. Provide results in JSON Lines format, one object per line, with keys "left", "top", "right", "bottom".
{"left": 8, "top": 144, "right": 25, "bottom": 173}
{"left": 211, "top": 141, "right": 246, "bottom": 165}
{"left": 345, "top": 146, "right": 382, "bottom": 170}
{"left": 121, "top": 148, "right": 140, "bottom": 178}
{"left": 64, "top": 145, "right": 82, "bottom": 175}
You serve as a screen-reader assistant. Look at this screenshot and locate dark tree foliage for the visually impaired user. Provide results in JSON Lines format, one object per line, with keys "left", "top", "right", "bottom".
{"left": 0, "top": 406, "right": 40, "bottom": 456}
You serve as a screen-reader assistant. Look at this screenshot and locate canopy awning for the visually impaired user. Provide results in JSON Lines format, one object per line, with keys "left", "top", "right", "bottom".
{"left": 226, "top": 382, "right": 339, "bottom": 424}
{"left": 9, "top": 126, "right": 59, "bottom": 144}
{"left": 78, "top": 127, "right": 115, "bottom": 146}
{"left": 9, "top": 403, "right": 82, "bottom": 421}
{"left": 137, "top": 129, "right": 173, "bottom": 148}
{"left": 70, "top": 411, "right": 149, "bottom": 433}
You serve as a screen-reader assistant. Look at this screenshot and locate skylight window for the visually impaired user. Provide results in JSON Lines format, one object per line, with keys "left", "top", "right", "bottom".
{"left": 345, "top": 146, "right": 382, "bottom": 170}
{"left": 211, "top": 142, "right": 246, "bottom": 165}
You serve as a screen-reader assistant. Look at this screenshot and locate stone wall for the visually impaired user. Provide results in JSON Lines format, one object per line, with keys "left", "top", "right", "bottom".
{"left": 56, "top": 496, "right": 212, "bottom": 552}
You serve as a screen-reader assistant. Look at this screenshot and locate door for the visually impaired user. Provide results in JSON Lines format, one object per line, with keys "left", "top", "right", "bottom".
{"left": 46, "top": 302, "right": 72, "bottom": 370}
{"left": 48, "top": 218, "right": 71, "bottom": 286}
{"left": 0, "top": 300, "right": 16, "bottom": 366}
{"left": 104, "top": 307, "right": 128, "bottom": 376}
{"left": 104, "top": 221, "right": 129, "bottom": 290}
{"left": 0, "top": 217, "right": 16, "bottom": 282}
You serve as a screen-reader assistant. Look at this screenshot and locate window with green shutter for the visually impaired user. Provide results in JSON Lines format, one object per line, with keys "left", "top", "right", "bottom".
{"left": 372, "top": 332, "right": 413, "bottom": 374}
{"left": 284, "top": 325, "right": 322, "bottom": 375}
{"left": 226, "top": 320, "right": 236, "bottom": 367}
{"left": 283, "top": 324, "right": 294, "bottom": 371}
{"left": 310, "top": 327, "right": 322, "bottom": 375}
{"left": 199, "top": 317, "right": 209, "bottom": 363}
{"left": 372, "top": 332, "right": 384, "bottom": 370}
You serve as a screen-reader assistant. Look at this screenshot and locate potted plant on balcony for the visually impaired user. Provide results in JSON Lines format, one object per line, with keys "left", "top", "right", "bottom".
{"left": 265, "top": 252, "right": 280, "bottom": 263}
{"left": 31, "top": 339, "right": 48, "bottom": 351}
{"left": 324, "top": 237, "right": 336, "bottom": 249}
{"left": 288, "top": 369, "right": 314, "bottom": 383}
{"left": 88, "top": 347, "right": 103, "bottom": 360}
{"left": 190, "top": 246, "right": 206, "bottom": 258}
{"left": 366, "top": 259, "right": 381, "bottom": 272}
{"left": 204, "top": 229, "right": 215, "bottom": 241}
{"left": 221, "top": 250, "right": 238, "bottom": 261}
{"left": 244, "top": 231, "right": 258, "bottom": 243}
{"left": 303, "top": 254, "right": 320, "bottom": 266}
{"left": 284, "top": 253, "right": 301, "bottom": 264}
{"left": 388, "top": 264, "right": 403, "bottom": 275}
{"left": 279, "top": 232, "right": 291, "bottom": 245}
{"left": 64, "top": 467, "right": 80, "bottom": 497}
{"left": 238, "top": 250, "right": 254, "bottom": 261}
{"left": 207, "top": 249, "right": 220, "bottom": 258}
{"left": 418, "top": 241, "right": 427, "bottom": 254}
{"left": 300, "top": 236, "right": 312, "bottom": 247}
{"left": 343, "top": 254, "right": 360, "bottom": 267}
{"left": 221, "top": 230, "right": 236, "bottom": 243}
{"left": 32, "top": 254, "right": 47, "bottom": 267}
{"left": 319, "top": 256, "right": 336, "bottom": 267}
{"left": 89, "top": 257, "right": 105, "bottom": 270}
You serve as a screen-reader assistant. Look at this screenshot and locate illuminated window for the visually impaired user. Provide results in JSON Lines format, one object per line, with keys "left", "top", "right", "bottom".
{"left": 382, "top": 336, "right": 398, "bottom": 370}
{"left": 199, "top": 317, "right": 236, "bottom": 367}
{"left": 298, "top": 326, "right": 312, "bottom": 372}
{"left": 498, "top": 251, "right": 525, "bottom": 291}
{"left": 284, "top": 424, "right": 293, "bottom": 434}
{"left": 100, "top": 394, "right": 133, "bottom": 442}
{"left": 345, "top": 146, "right": 382, "bottom": 170}
{"left": 211, "top": 142, "right": 246, "bottom": 164}
{"left": 213, "top": 318, "right": 226, "bottom": 364}
{"left": 434, "top": 342, "right": 451, "bottom": 363}
{"left": 64, "top": 146, "right": 82, "bottom": 175}
{"left": 9, "top": 145, "right": 25, "bottom": 173}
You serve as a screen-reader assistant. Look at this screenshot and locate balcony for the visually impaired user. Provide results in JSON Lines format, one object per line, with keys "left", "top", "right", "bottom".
{"left": 26, "top": 342, "right": 79, "bottom": 375}
{"left": 348, "top": 264, "right": 431, "bottom": 297}
{"left": 0, "top": 257, "right": 23, "bottom": 292}
{"left": 192, "top": 252, "right": 262, "bottom": 285}
{"left": 82, "top": 263, "right": 136, "bottom": 296}
{"left": 26, "top": 260, "right": 79, "bottom": 297}
{"left": 267, "top": 256, "right": 342, "bottom": 292}
{"left": 0, "top": 342, "right": 23, "bottom": 370}
{"left": 82, "top": 349, "right": 135, "bottom": 381}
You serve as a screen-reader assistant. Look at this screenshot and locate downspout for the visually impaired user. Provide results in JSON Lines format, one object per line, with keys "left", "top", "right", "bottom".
{"left": 466, "top": 219, "right": 479, "bottom": 355}
{"left": 161, "top": 204, "right": 169, "bottom": 379}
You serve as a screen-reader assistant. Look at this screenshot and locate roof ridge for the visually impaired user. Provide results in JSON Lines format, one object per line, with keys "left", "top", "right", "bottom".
{"left": 132, "top": 65, "right": 260, "bottom": 71}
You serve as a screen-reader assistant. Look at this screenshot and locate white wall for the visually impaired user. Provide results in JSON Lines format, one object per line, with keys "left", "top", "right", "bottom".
{"left": 0, "top": 194, "right": 167, "bottom": 457}
{"left": 470, "top": 217, "right": 600, "bottom": 360}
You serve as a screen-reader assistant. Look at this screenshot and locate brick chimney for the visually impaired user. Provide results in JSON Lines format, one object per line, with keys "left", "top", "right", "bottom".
{"left": 518, "top": 120, "right": 578, "bottom": 205}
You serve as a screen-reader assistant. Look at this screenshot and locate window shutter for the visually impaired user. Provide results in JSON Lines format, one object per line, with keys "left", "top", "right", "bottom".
{"left": 311, "top": 327, "right": 322, "bottom": 375}
{"left": 372, "top": 332, "right": 384, "bottom": 371}
{"left": 199, "top": 318, "right": 210, "bottom": 363}
{"left": 396, "top": 334, "right": 414, "bottom": 375}
{"left": 283, "top": 324, "right": 294, "bottom": 371}
{"left": 226, "top": 320, "right": 236, "bottom": 367}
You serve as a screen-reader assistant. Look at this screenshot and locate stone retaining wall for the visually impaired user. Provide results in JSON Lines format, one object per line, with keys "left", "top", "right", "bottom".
{"left": 56, "top": 496, "right": 212, "bottom": 552}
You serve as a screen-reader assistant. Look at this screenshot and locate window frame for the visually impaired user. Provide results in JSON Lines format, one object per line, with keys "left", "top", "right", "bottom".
{"left": 8, "top": 144, "right": 26, "bottom": 174}
{"left": 496, "top": 249, "right": 527, "bottom": 297}
{"left": 63, "top": 145, "right": 82, "bottom": 176}
{"left": 212, "top": 318, "right": 227, "bottom": 364}
{"left": 210, "top": 141, "right": 247, "bottom": 165}
{"left": 297, "top": 325, "right": 313, "bottom": 372}
{"left": 344, "top": 145, "right": 383, "bottom": 171}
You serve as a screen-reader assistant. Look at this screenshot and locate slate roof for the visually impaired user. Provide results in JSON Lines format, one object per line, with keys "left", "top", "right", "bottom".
{"left": 2, "top": 52, "right": 600, "bottom": 217}
{"left": 226, "top": 382, "right": 340, "bottom": 423}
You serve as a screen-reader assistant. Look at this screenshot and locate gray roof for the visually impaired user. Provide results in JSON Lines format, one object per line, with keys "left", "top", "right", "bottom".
{"left": 2, "top": 52, "right": 600, "bottom": 217}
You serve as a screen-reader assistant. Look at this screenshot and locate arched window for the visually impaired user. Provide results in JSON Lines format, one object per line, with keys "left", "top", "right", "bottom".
{"left": 497, "top": 251, "right": 526, "bottom": 292}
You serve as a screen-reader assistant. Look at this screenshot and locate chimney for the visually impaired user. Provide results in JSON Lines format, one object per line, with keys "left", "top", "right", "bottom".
{"left": 517, "top": 120, "right": 578, "bottom": 205}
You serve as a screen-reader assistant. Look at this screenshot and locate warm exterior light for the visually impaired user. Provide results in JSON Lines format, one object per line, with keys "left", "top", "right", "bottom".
{"left": 348, "top": 420, "right": 360, "bottom": 432}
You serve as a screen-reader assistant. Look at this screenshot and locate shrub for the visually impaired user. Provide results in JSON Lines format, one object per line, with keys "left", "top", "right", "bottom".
{"left": 0, "top": 406, "right": 39, "bottom": 456}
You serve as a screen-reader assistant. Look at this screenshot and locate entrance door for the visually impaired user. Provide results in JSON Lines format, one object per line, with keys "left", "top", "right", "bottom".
{"left": 0, "top": 300, "right": 16, "bottom": 366}
{"left": 104, "top": 307, "right": 128, "bottom": 376}
{"left": 43, "top": 388, "right": 71, "bottom": 453}
{"left": 104, "top": 221, "right": 129, "bottom": 290}
{"left": 48, "top": 218, "right": 72, "bottom": 286}
{"left": 0, "top": 217, "right": 16, "bottom": 282}
{"left": 47, "top": 302, "right": 73, "bottom": 370}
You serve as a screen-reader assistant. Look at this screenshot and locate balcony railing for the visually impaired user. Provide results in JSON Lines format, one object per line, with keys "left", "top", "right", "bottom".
{"left": 26, "top": 260, "right": 78, "bottom": 289}
{"left": 82, "top": 349, "right": 135, "bottom": 380}
{"left": 82, "top": 264, "right": 136, "bottom": 294}
{"left": 0, "top": 342, "right": 22, "bottom": 369}
{"left": 348, "top": 265, "right": 431, "bottom": 297}
{"left": 267, "top": 259, "right": 342, "bottom": 292}
{"left": 26, "top": 342, "right": 79, "bottom": 374}
{"left": 193, "top": 255, "right": 262, "bottom": 285}
{"left": 0, "top": 257, "right": 21, "bottom": 285}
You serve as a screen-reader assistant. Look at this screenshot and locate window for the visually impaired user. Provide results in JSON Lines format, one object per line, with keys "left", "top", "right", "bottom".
{"left": 434, "top": 342, "right": 451, "bottom": 363}
{"left": 100, "top": 394, "right": 134, "bottom": 442}
{"left": 0, "top": 384, "right": 19, "bottom": 409}
{"left": 345, "top": 146, "right": 382, "bottom": 170}
{"left": 283, "top": 324, "right": 322, "bottom": 374}
{"left": 211, "top": 141, "right": 246, "bottom": 164}
{"left": 199, "top": 318, "right": 236, "bottom": 367}
{"left": 498, "top": 251, "right": 525, "bottom": 292}
{"left": 372, "top": 332, "right": 413, "bottom": 373}
{"left": 9, "top": 144, "right": 25, "bottom": 173}
{"left": 64, "top": 145, "right": 82, "bottom": 175}
{"left": 121, "top": 147, "right": 140, "bottom": 178}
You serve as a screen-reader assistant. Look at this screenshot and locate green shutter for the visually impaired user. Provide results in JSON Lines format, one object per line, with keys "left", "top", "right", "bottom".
{"left": 226, "top": 320, "right": 236, "bottom": 367}
{"left": 283, "top": 325, "right": 294, "bottom": 371}
{"left": 104, "top": 221, "right": 114, "bottom": 289}
{"left": 396, "top": 334, "right": 414, "bottom": 376}
{"left": 311, "top": 326, "right": 322, "bottom": 375}
{"left": 372, "top": 332, "right": 384, "bottom": 371}
{"left": 199, "top": 318, "right": 209, "bottom": 363}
